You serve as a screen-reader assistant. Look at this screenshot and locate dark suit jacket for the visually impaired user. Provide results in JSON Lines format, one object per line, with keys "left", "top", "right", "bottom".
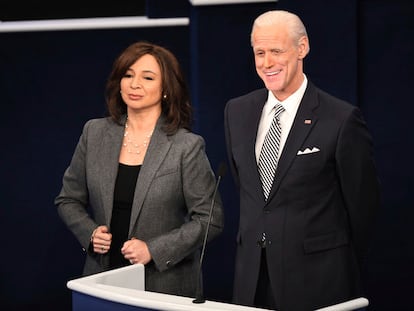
{"left": 224, "top": 81, "right": 380, "bottom": 310}
{"left": 55, "top": 115, "right": 224, "bottom": 298}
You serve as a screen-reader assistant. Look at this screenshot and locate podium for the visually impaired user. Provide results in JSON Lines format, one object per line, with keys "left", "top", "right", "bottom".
{"left": 67, "top": 264, "right": 369, "bottom": 311}
{"left": 67, "top": 264, "right": 271, "bottom": 311}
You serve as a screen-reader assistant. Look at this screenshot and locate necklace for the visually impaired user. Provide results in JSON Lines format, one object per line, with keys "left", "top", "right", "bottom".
{"left": 122, "top": 119, "right": 153, "bottom": 155}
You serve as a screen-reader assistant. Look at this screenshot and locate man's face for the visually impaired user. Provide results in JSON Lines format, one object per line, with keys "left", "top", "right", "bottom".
{"left": 252, "top": 24, "right": 308, "bottom": 101}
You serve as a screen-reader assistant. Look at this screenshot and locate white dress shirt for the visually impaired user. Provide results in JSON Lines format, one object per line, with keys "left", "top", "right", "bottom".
{"left": 255, "top": 75, "right": 308, "bottom": 163}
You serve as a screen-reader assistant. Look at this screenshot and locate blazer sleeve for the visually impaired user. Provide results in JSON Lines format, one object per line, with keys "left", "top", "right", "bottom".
{"left": 146, "top": 134, "right": 224, "bottom": 272}
{"left": 54, "top": 120, "right": 99, "bottom": 251}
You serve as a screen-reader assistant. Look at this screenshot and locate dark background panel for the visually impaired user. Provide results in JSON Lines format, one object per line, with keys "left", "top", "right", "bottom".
{"left": 146, "top": 0, "right": 190, "bottom": 17}
{"left": 358, "top": 1, "right": 414, "bottom": 310}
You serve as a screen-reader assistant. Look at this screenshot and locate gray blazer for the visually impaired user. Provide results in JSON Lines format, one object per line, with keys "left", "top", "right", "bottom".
{"left": 55, "top": 115, "right": 224, "bottom": 297}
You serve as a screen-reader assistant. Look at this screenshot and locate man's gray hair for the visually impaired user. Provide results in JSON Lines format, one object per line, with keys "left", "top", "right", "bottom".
{"left": 251, "top": 10, "right": 309, "bottom": 50}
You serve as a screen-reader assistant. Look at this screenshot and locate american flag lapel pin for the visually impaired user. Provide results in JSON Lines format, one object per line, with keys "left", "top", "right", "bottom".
{"left": 304, "top": 119, "right": 312, "bottom": 124}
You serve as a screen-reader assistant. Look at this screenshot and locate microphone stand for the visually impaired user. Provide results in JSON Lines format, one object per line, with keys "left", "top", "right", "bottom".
{"left": 193, "top": 164, "right": 226, "bottom": 304}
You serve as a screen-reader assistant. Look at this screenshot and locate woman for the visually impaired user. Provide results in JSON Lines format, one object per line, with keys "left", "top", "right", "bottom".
{"left": 55, "top": 41, "right": 224, "bottom": 297}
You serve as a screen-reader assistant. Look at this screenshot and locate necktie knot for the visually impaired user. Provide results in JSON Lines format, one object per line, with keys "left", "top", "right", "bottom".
{"left": 274, "top": 103, "right": 284, "bottom": 119}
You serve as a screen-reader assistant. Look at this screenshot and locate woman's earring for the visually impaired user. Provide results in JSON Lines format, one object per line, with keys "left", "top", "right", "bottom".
{"left": 163, "top": 94, "right": 167, "bottom": 99}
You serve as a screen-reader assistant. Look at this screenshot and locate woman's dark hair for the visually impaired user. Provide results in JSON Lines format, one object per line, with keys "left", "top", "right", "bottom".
{"left": 105, "top": 41, "right": 192, "bottom": 134}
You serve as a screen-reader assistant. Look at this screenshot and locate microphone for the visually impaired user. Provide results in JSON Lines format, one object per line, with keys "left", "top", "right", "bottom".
{"left": 193, "top": 162, "right": 227, "bottom": 304}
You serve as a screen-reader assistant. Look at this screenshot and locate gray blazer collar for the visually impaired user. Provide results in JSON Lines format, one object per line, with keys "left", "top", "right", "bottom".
{"left": 98, "top": 115, "right": 172, "bottom": 233}
{"left": 128, "top": 116, "right": 172, "bottom": 233}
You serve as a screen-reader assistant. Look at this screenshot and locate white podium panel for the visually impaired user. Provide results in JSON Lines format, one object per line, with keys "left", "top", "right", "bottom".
{"left": 316, "top": 298, "right": 368, "bottom": 311}
{"left": 67, "top": 264, "right": 368, "bottom": 311}
{"left": 67, "top": 264, "right": 271, "bottom": 311}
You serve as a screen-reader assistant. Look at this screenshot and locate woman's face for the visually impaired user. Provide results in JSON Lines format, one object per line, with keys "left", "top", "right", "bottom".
{"left": 120, "top": 53, "right": 162, "bottom": 114}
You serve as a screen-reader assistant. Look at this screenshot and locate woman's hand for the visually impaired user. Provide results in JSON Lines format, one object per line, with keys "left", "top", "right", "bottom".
{"left": 90, "top": 225, "right": 112, "bottom": 254}
{"left": 121, "top": 238, "right": 152, "bottom": 265}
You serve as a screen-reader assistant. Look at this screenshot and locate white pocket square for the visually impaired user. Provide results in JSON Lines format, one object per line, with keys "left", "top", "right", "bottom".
{"left": 297, "top": 147, "right": 320, "bottom": 155}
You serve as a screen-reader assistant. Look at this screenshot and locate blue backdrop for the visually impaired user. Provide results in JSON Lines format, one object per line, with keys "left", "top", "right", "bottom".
{"left": 1, "top": 1, "right": 413, "bottom": 310}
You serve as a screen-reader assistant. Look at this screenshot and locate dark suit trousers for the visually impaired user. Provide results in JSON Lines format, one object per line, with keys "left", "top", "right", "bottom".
{"left": 254, "top": 248, "right": 277, "bottom": 310}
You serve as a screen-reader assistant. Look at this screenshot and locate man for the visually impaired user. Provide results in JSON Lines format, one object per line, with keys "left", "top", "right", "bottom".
{"left": 224, "top": 10, "right": 380, "bottom": 311}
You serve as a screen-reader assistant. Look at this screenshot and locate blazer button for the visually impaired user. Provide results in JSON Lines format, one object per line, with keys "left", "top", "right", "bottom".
{"left": 257, "top": 232, "right": 267, "bottom": 248}
{"left": 166, "top": 260, "right": 172, "bottom": 267}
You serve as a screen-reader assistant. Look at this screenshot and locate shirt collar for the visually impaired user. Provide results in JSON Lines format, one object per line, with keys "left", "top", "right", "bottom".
{"left": 265, "top": 74, "right": 308, "bottom": 116}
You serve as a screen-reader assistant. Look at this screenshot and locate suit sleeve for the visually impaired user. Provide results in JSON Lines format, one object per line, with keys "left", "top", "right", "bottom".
{"left": 336, "top": 107, "right": 381, "bottom": 265}
{"left": 224, "top": 99, "right": 240, "bottom": 189}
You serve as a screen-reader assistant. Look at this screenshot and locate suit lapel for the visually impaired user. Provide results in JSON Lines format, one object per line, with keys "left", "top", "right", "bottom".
{"left": 128, "top": 119, "right": 172, "bottom": 234}
{"left": 246, "top": 90, "right": 269, "bottom": 200}
{"left": 266, "top": 83, "right": 319, "bottom": 202}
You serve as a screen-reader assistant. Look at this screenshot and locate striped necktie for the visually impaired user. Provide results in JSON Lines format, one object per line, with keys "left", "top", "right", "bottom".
{"left": 258, "top": 103, "right": 285, "bottom": 200}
